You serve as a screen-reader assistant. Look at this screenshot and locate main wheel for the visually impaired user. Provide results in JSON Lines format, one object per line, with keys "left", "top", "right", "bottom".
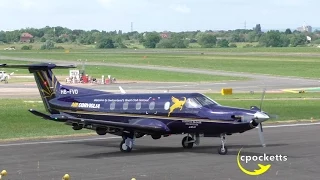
{"left": 182, "top": 136, "right": 194, "bottom": 149}
{"left": 218, "top": 145, "right": 228, "bottom": 155}
{"left": 120, "top": 139, "right": 132, "bottom": 152}
{"left": 151, "top": 134, "right": 161, "bottom": 140}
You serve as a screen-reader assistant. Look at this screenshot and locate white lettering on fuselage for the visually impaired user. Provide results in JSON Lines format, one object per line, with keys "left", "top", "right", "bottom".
{"left": 61, "top": 89, "right": 79, "bottom": 95}
{"left": 93, "top": 98, "right": 151, "bottom": 102}
{"left": 182, "top": 120, "right": 202, "bottom": 129}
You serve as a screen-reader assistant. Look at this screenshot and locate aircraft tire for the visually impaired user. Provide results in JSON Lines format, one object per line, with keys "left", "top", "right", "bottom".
{"left": 120, "top": 139, "right": 132, "bottom": 152}
{"left": 182, "top": 136, "right": 194, "bottom": 149}
{"left": 218, "top": 145, "right": 228, "bottom": 155}
{"left": 151, "top": 134, "right": 161, "bottom": 140}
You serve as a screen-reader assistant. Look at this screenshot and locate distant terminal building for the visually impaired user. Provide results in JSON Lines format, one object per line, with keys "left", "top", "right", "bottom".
{"left": 296, "top": 25, "right": 312, "bottom": 33}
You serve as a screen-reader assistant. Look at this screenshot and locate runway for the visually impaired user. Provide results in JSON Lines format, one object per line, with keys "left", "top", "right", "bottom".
{"left": 0, "top": 122, "right": 319, "bottom": 180}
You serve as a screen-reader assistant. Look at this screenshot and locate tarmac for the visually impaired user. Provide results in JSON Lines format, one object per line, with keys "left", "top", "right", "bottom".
{"left": 0, "top": 122, "right": 320, "bottom": 180}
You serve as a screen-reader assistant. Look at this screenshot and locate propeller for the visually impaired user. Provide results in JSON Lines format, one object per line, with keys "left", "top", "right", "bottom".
{"left": 257, "top": 88, "right": 266, "bottom": 147}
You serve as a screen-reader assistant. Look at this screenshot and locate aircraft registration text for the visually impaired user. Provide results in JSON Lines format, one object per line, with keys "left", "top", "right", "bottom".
{"left": 61, "top": 89, "right": 79, "bottom": 95}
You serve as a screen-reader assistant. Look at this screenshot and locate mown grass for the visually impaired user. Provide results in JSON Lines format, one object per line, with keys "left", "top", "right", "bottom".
{"left": 0, "top": 59, "right": 246, "bottom": 82}
{"left": 2, "top": 49, "right": 320, "bottom": 78}
{"left": 205, "top": 92, "right": 320, "bottom": 99}
{"left": 206, "top": 93, "right": 320, "bottom": 121}
{"left": 0, "top": 100, "right": 92, "bottom": 140}
{"left": 0, "top": 94, "right": 319, "bottom": 140}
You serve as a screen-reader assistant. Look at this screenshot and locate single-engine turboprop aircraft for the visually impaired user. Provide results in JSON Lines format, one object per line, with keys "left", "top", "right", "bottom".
{"left": 0, "top": 63, "right": 272, "bottom": 155}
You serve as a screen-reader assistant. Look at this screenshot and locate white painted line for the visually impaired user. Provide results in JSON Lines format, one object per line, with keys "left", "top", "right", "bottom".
{"left": 262, "top": 122, "right": 320, "bottom": 128}
{"left": 0, "top": 137, "right": 121, "bottom": 147}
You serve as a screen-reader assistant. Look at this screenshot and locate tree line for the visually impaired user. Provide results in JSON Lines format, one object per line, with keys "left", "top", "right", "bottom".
{"left": 0, "top": 24, "right": 319, "bottom": 49}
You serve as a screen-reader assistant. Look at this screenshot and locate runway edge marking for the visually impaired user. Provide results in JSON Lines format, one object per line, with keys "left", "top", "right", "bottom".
{"left": 0, "top": 137, "right": 121, "bottom": 147}
{"left": 259, "top": 122, "right": 320, "bottom": 128}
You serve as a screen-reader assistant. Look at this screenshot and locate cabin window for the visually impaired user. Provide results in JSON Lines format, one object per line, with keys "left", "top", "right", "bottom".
{"left": 123, "top": 102, "right": 129, "bottom": 110}
{"left": 149, "top": 102, "right": 155, "bottom": 110}
{"left": 164, "top": 102, "right": 170, "bottom": 110}
{"left": 110, "top": 101, "right": 115, "bottom": 110}
{"left": 136, "top": 102, "right": 141, "bottom": 110}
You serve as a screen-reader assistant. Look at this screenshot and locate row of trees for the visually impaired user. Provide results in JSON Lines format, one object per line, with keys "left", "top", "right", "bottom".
{"left": 0, "top": 24, "right": 319, "bottom": 49}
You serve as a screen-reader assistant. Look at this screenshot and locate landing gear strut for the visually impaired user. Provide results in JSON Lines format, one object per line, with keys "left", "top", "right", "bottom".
{"left": 120, "top": 131, "right": 135, "bottom": 152}
{"left": 218, "top": 133, "right": 228, "bottom": 155}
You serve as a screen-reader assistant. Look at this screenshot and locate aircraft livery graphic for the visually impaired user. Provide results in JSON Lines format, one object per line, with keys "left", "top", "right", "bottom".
{"left": 168, "top": 96, "right": 186, "bottom": 117}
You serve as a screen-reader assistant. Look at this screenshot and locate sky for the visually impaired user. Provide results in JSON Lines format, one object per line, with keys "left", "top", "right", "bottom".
{"left": 0, "top": 0, "right": 318, "bottom": 32}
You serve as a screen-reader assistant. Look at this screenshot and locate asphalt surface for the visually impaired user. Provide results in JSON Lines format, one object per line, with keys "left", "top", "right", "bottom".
{"left": 0, "top": 122, "right": 320, "bottom": 180}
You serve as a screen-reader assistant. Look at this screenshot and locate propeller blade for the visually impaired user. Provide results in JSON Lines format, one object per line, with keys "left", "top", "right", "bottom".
{"left": 258, "top": 123, "right": 266, "bottom": 147}
{"left": 259, "top": 88, "right": 266, "bottom": 111}
{"left": 268, "top": 114, "right": 279, "bottom": 119}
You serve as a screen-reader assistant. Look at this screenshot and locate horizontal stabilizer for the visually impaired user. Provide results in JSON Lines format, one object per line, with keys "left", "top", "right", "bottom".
{"left": 29, "top": 109, "right": 73, "bottom": 122}
{"left": 29, "top": 109, "right": 51, "bottom": 119}
{"left": 0, "top": 63, "right": 75, "bottom": 70}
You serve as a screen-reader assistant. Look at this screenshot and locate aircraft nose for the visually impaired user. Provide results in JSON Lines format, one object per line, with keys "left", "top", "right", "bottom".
{"left": 254, "top": 111, "right": 270, "bottom": 123}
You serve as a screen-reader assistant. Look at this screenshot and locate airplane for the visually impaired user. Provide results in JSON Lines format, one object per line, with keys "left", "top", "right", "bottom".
{"left": 0, "top": 71, "right": 14, "bottom": 83}
{"left": 0, "top": 63, "right": 273, "bottom": 155}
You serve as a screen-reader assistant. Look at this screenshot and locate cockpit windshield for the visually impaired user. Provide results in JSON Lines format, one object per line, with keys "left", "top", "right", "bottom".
{"left": 185, "top": 94, "right": 219, "bottom": 108}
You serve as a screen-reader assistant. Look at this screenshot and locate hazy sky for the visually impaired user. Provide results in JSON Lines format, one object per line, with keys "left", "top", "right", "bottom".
{"left": 0, "top": 0, "right": 318, "bottom": 32}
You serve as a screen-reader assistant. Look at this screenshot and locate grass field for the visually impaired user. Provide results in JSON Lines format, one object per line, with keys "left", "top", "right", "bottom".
{"left": 1, "top": 47, "right": 320, "bottom": 78}
{"left": 1, "top": 93, "right": 319, "bottom": 140}
{"left": 0, "top": 59, "right": 246, "bottom": 82}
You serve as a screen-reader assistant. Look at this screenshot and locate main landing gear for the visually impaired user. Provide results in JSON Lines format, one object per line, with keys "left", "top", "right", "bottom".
{"left": 120, "top": 131, "right": 135, "bottom": 152}
{"left": 181, "top": 133, "right": 200, "bottom": 149}
{"left": 181, "top": 133, "right": 228, "bottom": 155}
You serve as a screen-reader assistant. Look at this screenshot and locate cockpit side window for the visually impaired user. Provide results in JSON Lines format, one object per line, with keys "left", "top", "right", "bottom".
{"left": 185, "top": 98, "right": 202, "bottom": 108}
{"left": 195, "top": 95, "right": 219, "bottom": 106}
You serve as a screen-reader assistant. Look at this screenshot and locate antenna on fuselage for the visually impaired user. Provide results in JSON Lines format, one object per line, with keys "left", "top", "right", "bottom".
{"left": 119, "top": 86, "right": 126, "bottom": 94}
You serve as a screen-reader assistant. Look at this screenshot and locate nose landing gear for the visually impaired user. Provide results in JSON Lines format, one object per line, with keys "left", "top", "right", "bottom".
{"left": 218, "top": 133, "right": 228, "bottom": 155}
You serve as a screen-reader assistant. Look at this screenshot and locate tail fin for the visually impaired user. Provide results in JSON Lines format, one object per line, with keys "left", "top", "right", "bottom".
{"left": 0, "top": 63, "right": 74, "bottom": 113}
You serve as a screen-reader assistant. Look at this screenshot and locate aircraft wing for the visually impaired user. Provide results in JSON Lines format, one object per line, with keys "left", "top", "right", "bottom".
{"left": 72, "top": 118, "right": 169, "bottom": 134}
{"left": 29, "top": 109, "right": 170, "bottom": 134}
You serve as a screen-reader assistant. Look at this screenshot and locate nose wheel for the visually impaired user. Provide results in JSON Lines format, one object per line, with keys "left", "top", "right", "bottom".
{"left": 218, "top": 134, "right": 228, "bottom": 155}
